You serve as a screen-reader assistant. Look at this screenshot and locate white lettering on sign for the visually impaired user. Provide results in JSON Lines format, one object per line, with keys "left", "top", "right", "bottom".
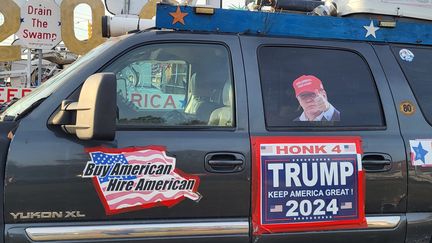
{"left": 268, "top": 162, "right": 354, "bottom": 187}
{"left": 0, "top": 88, "right": 34, "bottom": 103}
{"left": 17, "top": 0, "right": 61, "bottom": 49}
{"left": 289, "top": 189, "right": 324, "bottom": 198}
{"left": 268, "top": 190, "right": 290, "bottom": 198}
{"left": 268, "top": 163, "right": 283, "bottom": 187}
{"left": 285, "top": 199, "right": 339, "bottom": 217}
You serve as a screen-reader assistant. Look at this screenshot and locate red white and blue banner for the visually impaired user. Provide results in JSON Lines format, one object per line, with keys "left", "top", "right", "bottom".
{"left": 252, "top": 136, "right": 365, "bottom": 234}
{"left": 83, "top": 146, "right": 201, "bottom": 215}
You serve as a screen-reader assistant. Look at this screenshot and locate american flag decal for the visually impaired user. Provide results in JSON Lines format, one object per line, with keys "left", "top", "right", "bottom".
{"left": 343, "top": 144, "right": 356, "bottom": 153}
{"left": 83, "top": 146, "right": 201, "bottom": 215}
{"left": 261, "top": 145, "right": 273, "bottom": 154}
{"left": 270, "top": 205, "right": 283, "bottom": 213}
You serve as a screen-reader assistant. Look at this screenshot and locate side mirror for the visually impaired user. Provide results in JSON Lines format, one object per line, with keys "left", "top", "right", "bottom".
{"left": 50, "top": 73, "right": 117, "bottom": 140}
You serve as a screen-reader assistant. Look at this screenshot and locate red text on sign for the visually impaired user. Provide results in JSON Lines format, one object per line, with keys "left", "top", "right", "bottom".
{"left": 276, "top": 145, "right": 327, "bottom": 155}
{"left": 0, "top": 88, "right": 33, "bottom": 103}
{"left": 27, "top": 6, "right": 52, "bottom": 16}
{"left": 130, "top": 93, "right": 177, "bottom": 109}
{"left": 32, "top": 18, "right": 48, "bottom": 28}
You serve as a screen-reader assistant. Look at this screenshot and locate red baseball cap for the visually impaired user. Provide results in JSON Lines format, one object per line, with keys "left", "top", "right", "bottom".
{"left": 292, "top": 75, "right": 324, "bottom": 97}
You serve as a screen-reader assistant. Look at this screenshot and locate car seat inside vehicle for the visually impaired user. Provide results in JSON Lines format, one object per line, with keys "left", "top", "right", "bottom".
{"left": 184, "top": 72, "right": 222, "bottom": 123}
{"left": 208, "top": 81, "right": 233, "bottom": 126}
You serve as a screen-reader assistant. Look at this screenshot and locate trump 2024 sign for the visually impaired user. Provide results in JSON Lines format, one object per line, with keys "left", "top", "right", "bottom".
{"left": 252, "top": 136, "right": 366, "bottom": 234}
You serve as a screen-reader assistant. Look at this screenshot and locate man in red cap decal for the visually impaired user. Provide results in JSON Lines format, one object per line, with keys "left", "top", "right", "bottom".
{"left": 292, "top": 75, "right": 340, "bottom": 122}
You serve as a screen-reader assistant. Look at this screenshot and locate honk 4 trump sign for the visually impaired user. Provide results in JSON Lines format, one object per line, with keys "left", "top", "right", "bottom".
{"left": 252, "top": 136, "right": 366, "bottom": 234}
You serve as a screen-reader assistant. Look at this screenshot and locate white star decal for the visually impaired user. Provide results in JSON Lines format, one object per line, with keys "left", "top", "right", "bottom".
{"left": 364, "top": 20, "right": 380, "bottom": 38}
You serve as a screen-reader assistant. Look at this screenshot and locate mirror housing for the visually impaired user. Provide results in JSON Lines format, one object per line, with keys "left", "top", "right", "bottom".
{"left": 51, "top": 73, "right": 117, "bottom": 140}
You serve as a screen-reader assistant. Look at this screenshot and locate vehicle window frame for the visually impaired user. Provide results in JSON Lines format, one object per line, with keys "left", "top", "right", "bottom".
{"left": 256, "top": 44, "right": 386, "bottom": 131}
{"left": 98, "top": 40, "right": 237, "bottom": 131}
{"left": 390, "top": 44, "right": 432, "bottom": 127}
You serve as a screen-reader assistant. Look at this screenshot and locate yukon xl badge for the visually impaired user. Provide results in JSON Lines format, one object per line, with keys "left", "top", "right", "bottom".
{"left": 10, "top": 211, "right": 85, "bottom": 220}
{"left": 83, "top": 146, "right": 201, "bottom": 215}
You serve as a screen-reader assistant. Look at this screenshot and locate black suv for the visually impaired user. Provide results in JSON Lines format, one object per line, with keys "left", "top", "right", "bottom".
{"left": 1, "top": 5, "right": 432, "bottom": 243}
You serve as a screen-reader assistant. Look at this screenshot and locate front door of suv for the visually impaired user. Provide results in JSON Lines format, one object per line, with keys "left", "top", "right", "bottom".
{"left": 4, "top": 33, "right": 250, "bottom": 243}
{"left": 241, "top": 36, "right": 407, "bottom": 243}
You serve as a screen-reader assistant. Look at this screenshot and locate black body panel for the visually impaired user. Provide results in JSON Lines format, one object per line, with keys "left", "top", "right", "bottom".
{"left": 0, "top": 122, "right": 18, "bottom": 243}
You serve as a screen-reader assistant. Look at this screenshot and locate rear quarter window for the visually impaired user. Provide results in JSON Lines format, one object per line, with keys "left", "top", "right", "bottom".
{"left": 392, "top": 46, "right": 432, "bottom": 125}
{"left": 258, "top": 46, "right": 384, "bottom": 129}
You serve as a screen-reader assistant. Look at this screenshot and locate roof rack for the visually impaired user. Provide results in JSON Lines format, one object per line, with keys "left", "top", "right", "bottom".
{"left": 155, "top": 4, "right": 432, "bottom": 46}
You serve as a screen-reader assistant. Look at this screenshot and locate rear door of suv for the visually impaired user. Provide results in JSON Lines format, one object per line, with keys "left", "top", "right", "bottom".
{"left": 241, "top": 36, "right": 407, "bottom": 243}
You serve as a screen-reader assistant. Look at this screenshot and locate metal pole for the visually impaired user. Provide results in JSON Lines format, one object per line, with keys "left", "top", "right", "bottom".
{"left": 27, "top": 49, "right": 31, "bottom": 88}
{"left": 38, "top": 49, "right": 42, "bottom": 86}
{"left": 124, "top": 0, "right": 130, "bottom": 14}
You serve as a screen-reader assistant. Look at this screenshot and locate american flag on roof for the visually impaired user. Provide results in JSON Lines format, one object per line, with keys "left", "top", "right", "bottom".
{"left": 84, "top": 147, "right": 201, "bottom": 215}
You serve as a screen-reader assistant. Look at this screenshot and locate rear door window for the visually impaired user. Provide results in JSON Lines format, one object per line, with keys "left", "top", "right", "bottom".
{"left": 391, "top": 46, "right": 432, "bottom": 125}
{"left": 258, "top": 46, "right": 384, "bottom": 128}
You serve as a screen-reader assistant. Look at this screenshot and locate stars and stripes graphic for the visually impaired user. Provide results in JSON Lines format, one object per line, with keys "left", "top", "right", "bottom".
{"left": 261, "top": 145, "right": 273, "bottom": 154}
{"left": 340, "top": 202, "right": 353, "bottom": 210}
{"left": 270, "top": 205, "right": 283, "bottom": 213}
{"left": 343, "top": 144, "right": 356, "bottom": 153}
{"left": 84, "top": 147, "right": 201, "bottom": 215}
{"left": 91, "top": 152, "right": 136, "bottom": 183}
